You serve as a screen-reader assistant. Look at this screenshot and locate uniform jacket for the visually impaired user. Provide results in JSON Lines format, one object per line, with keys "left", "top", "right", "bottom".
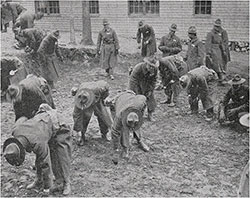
{"left": 186, "top": 37, "right": 205, "bottom": 71}
{"left": 37, "top": 33, "right": 62, "bottom": 82}
{"left": 73, "top": 81, "right": 112, "bottom": 132}
{"left": 96, "top": 28, "right": 119, "bottom": 70}
{"left": 12, "top": 110, "right": 71, "bottom": 189}
{"left": 111, "top": 91, "right": 147, "bottom": 148}
{"left": 186, "top": 66, "right": 218, "bottom": 110}
{"left": 13, "top": 76, "right": 54, "bottom": 120}
{"left": 137, "top": 24, "right": 157, "bottom": 57}
{"left": 8, "top": 2, "right": 26, "bottom": 23}
{"left": 205, "top": 28, "right": 230, "bottom": 72}
{"left": 158, "top": 33, "right": 182, "bottom": 57}
{"left": 14, "top": 11, "right": 36, "bottom": 30}
{"left": 129, "top": 62, "right": 157, "bottom": 96}
{"left": 22, "top": 28, "right": 45, "bottom": 52}
{"left": 222, "top": 86, "right": 249, "bottom": 109}
{"left": 159, "top": 56, "right": 188, "bottom": 85}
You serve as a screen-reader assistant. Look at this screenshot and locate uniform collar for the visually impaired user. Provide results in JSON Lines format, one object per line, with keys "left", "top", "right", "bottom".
{"left": 190, "top": 37, "right": 198, "bottom": 43}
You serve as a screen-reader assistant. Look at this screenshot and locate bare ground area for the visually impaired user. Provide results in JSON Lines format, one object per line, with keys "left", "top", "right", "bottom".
{"left": 0, "top": 32, "right": 249, "bottom": 197}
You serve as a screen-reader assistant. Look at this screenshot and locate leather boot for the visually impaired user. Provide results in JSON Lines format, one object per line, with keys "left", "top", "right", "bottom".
{"left": 63, "top": 182, "right": 71, "bottom": 195}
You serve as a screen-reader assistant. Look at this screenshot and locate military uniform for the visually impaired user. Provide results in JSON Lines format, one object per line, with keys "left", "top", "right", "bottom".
{"left": 73, "top": 80, "right": 113, "bottom": 143}
{"left": 7, "top": 2, "right": 26, "bottom": 24}
{"left": 186, "top": 38, "right": 205, "bottom": 71}
{"left": 158, "top": 34, "right": 182, "bottom": 57}
{"left": 14, "top": 11, "right": 37, "bottom": 30}
{"left": 159, "top": 56, "right": 188, "bottom": 104}
{"left": 129, "top": 62, "right": 157, "bottom": 114}
{"left": 218, "top": 86, "right": 249, "bottom": 121}
{"left": 10, "top": 106, "right": 71, "bottom": 192}
{"left": 37, "top": 32, "right": 62, "bottom": 88}
{"left": 97, "top": 27, "right": 119, "bottom": 75}
{"left": 109, "top": 91, "right": 147, "bottom": 151}
{"left": 205, "top": 28, "right": 230, "bottom": 76}
{"left": 21, "top": 28, "right": 45, "bottom": 52}
{"left": 8, "top": 75, "right": 55, "bottom": 121}
{"left": 137, "top": 24, "right": 157, "bottom": 57}
{"left": 183, "top": 66, "right": 218, "bottom": 113}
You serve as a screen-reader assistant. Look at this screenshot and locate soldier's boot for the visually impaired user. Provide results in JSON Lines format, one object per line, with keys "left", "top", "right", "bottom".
{"left": 77, "top": 131, "right": 86, "bottom": 146}
{"left": 122, "top": 147, "right": 129, "bottom": 159}
{"left": 63, "top": 182, "right": 71, "bottom": 196}
{"left": 50, "top": 182, "right": 63, "bottom": 193}
{"left": 188, "top": 95, "right": 199, "bottom": 114}
{"left": 101, "top": 131, "right": 111, "bottom": 141}
{"left": 217, "top": 73, "right": 227, "bottom": 86}
{"left": 27, "top": 178, "right": 43, "bottom": 189}
{"left": 205, "top": 108, "right": 214, "bottom": 122}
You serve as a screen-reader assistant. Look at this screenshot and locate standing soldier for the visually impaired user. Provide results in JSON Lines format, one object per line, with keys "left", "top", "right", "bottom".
{"left": 129, "top": 56, "right": 158, "bottom": 121}
{"left": 185, "top": 26, "right": 205, "bottom": 71}
{"left": 71, "top": 80, "right": 113, "bottom": 146}
{"left": 106, "top": 90, "right": 150, "bottom": 164}
{"left": 179, "top": 66, "right": 218, "bottom": 121}
{"left": 205, "top": 19, "right": 230, "bottom": 85}
{"left": 37, "top": 30, "right": 63, "bottom": 90}
{"left": 96, "top": 18, "right": 120, "bottom": 80}
{"left": 136, "top": 20, "right": 157, "bottom": 57}
{"left": 158, "top": 23, "right": 182, "bottom": 57}
{"left": 6, "top": 74, "right": 55, "bottom": 121}
{"left": 159, "top": 55, "right": 188, "bottom": 107}
{"left": 218, "top": 74, "right": 249, "bottom": 124}
{"left": 3, "top": 104, "right": 72, "bottom": 195}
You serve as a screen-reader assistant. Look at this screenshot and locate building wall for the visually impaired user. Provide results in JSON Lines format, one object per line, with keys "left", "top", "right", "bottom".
{"left": 18, "top": 0, "right": 249, "bottom": 41}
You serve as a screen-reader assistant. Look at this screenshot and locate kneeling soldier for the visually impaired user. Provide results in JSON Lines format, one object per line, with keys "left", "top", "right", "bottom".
{"left": 3, "top": 104, "right": 72, "bottom": 195}
{"left": 218, "top": 74, "right": 249, "bottom": 124}
{"left": 159, "top": 55, "right": 188, "bottom": 107}
{"left": 72, "top": 80, "right": 113, "bottom": 146}
{"left": 106, "top": 90, "right": 150, "bottom": 164}
{"left": 180, "top": 66, "right": 218, "bottom": 121}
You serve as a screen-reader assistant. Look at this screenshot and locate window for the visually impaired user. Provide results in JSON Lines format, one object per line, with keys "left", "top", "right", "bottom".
{"left": 89, "top": 0, "right": 99, "bottom": 14}
{"left": 35, "top": 1, "right": 60, "bottom": 15}
{"left": 128, "top": 0, "right": 160, "bottom": 15}
{"left": 194, "top": 0, "right": 212, "bottom": 15}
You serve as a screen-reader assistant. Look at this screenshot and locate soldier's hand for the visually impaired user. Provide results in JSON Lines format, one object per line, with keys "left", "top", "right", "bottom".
{"left": 137, "top": 44, "right": 141, "bottom": 49}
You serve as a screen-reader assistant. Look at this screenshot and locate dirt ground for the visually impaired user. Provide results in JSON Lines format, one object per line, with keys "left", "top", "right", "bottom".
{"left": 0, "top": 31, "right": 249, "bottom": 197}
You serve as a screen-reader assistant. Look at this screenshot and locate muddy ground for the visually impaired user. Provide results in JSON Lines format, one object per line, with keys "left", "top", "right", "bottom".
{"left": 1, "top": 31, "right": 249, "bottom": 197}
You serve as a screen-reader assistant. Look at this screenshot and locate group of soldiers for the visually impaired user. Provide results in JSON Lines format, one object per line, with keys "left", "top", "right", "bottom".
{"left": 1, "top": 1, "right": 249, "bottom": 196}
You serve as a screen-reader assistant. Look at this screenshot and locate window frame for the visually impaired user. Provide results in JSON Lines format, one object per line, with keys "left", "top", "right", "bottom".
{"left": 193, "top": 0, "right": 212, "bottom": 17}
{"left": 34, "top": 0, "right": 61, "bottom": 16}
{"left": 89, "top": 0, "right": 100, "bottom": 16}
{"left": 128, "top": 0, "right": 160, "bottom": 17}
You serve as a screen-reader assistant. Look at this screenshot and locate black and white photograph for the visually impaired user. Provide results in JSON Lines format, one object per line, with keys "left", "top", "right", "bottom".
{"left": 0, "top": 0, "right": 249, "bottom": 197}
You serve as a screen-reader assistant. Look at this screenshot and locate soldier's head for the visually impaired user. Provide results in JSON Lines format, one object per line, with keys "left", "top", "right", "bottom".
{"left": 138, "top": 20, "right": 145, "bottom": 30}
{"left": 75, "top": 89, "right": 95, "bottom": 110}
{"left": 213, "top": 19, "right": 222, "bottom": 32}
{"left": 228, "top": 74, "right": 245, "bottom": 91}
{"left": 169, "top": 23, "right": 178, "bottom": 35}
{"left": 103, "top": 18, "right": 110, "bottom": 30}
{"left": 143, "top": 56, "right": 158, "bottom": 76}
{"left": 3, "top": 137, "right": 26, "bottom": 166}
{"left": 52, "top": 30, "right": 60, "bottom": 39}
{"left": 179, "top": 74, "right": 191, "bottom": 89}
{"left": 188, "top": 26, "right": 197, "bottom": 39}
{"left": 35, "top": 12, "right": 44, "bottom": 20}
{"left": 6, "top": 84, "right": 21, "bottom": 102}
{"left": 122, "top": 108, "right": 143, "bottom": 131}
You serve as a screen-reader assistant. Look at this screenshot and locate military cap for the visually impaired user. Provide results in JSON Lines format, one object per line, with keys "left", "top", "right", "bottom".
{"left": 169, "top": 23, "right": 178, "bottom": 32}
{"left": 188, "top": 26, "right": 197, "bottom": 34}
{"left": 214, "top": 19, "right": 222, "bottom": 27}
{"left": 228, "top": 74, "right": 246, "bottom": 85}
